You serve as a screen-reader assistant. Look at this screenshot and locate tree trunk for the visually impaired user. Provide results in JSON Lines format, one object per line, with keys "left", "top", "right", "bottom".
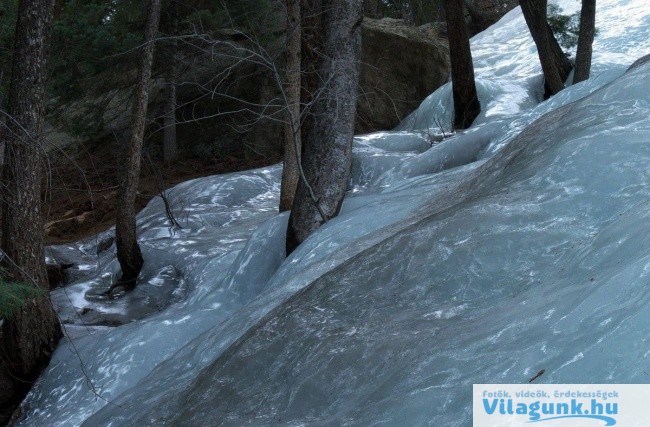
{"left": 519, "top": 0, "right": 565, "bottom": 98}
{"left": 547, "top": 23, "right": 573, "bottom": 82}
{"left": 163, "top": 0, "right": 179, "bottom": 165}
{"left": 300, "top": 0, "right": 324, "bottom": 149}
{"left": 163, "top": 70, "right": 178, "bottom": 165}
{"left": 286, "top": 0, "right": 363, "bottom": 254}
{"left": 279, "top": 0, "right": 302, "bottom": 212}
{"left": 574, "top": 0, "right": 596, "bottom": 83}
{"left": 444, "top": 0, "right": 481, "bottom": 129}
{"left": 115, "top": 0, "right": 162, "bottom": 285}
{"left": 0, "top": 0, "right": 61, "bottom": 420}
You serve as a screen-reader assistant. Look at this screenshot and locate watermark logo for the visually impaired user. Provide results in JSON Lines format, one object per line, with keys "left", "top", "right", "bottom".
{"left": 474, "top": 385, "right": 648, "bottom": 426}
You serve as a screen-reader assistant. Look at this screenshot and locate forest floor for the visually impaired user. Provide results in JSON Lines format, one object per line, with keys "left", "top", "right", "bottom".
{"left": 41, "top": 140, "right": 280, "bottom": 245}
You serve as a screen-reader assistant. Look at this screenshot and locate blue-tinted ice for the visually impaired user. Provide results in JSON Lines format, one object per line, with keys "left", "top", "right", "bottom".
{"left": 17, "top": 0, "right": 650, "bottom": 425}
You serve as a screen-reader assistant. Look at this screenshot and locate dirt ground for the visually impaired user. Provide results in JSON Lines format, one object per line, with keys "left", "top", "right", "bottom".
{"left": 42, "top": 140, "right": 281, "bottom": 245}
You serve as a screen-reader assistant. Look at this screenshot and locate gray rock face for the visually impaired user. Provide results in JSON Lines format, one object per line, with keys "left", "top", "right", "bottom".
{"left": 47, "top": 18, "right": 451, "bottom": 157}
{"left": 357, "top": 18, "right": 450, "bottom": 133}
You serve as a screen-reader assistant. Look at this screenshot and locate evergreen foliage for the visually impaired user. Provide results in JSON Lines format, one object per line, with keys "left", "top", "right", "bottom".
{"left": 547, "top": 3, "right": 599, "bottom": 55}
{"left": 49, "top": 0, "right": 144, "bottom": 101}
{"left": 0, "top": 0, "right": 281, "bottom": 137}
{"left": 0, "top": 0, "right": 18, "bottom": 103}
{"left": 547, "top": 3, "right": 598, "bottom": 53}
{"left": 0, "top": 276, "right": 45, "bottom": 319}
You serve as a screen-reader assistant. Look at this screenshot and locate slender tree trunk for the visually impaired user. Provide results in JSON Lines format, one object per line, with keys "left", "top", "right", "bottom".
{"left": 444, "top": 0, "right": 481, "bottom": 129}
{"left": 279, "top": 0, "right": 302, "bottom": 212}
{"left": 519, "top": 0, "right": 565, "bottom": 97}
{"left": 0, "top": 0, "right": 61, "bottom": 420}
{"left": 574, "top": 0, "right": 596, "bottom": 83}
{"left": 115, "top": 0, "right": 162, "bottom": 285}
{"left": 0, "top": 70, "right": 6, "bottom": 166}
{"left": 300, "top": 0, "right": 324, "bottom": 149}
{"left": 163, "top": 70, "right": 178, "bottom": 165}
{"left": 547, "top": 23, "right": 573, "bottom": 82}
{"left": 286, "top": 0, "right": 363, "bottom": 254}
{"left": 163, "top": 0, "right": 179, "bottom": 165}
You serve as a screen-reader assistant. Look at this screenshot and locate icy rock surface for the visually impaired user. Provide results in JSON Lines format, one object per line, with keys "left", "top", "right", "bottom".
{"left": 87, "top": 57, "right": 650, "bottom": 427}
{"left": 18, "top": 0, "right": 650, "bottom": 425}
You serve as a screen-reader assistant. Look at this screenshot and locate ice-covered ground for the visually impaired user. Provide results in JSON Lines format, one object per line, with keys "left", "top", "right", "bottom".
{"left": 18, "top": 0, "right": 650, "bottom": 425}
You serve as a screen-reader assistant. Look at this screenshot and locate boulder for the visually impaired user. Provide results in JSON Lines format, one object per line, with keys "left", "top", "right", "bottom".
{"left": 357, "top": 18, "right": 450, "bottom": 133}
{"left": 46, "top": 18, "right": 451, "bottom": 157}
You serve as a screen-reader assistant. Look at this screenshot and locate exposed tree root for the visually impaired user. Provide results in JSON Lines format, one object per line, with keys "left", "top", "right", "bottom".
{"left": 102, "top": 277, "right": 137, "bottom": 297}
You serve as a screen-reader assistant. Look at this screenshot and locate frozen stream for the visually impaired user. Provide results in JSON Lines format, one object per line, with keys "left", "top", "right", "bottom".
{"left": 17, "top": 0, "right": 650, "bottom": 425}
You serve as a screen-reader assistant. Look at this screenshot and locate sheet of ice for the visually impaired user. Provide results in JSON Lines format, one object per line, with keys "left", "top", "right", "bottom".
{"left": 399, "top": 0, "right": 650, "bottom": 143}
{"left": 350, "top": 131, "right": 431, "bottom": 191}
{"left": 16, "top": 0, "right": 650, "bottom": 425}
{"left": 25, "top": 137, "right": 451, "bottom": 426}
{"left": 86, "top": 58, "right": 650, "bottom": 427}
{"left": 23, "top": 167, "right": 285, "bottom": 425}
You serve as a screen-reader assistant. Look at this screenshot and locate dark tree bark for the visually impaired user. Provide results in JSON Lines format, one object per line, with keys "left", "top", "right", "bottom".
{"left": 286, "top": 0, "right": 363, "bottom": 254}
{"left": 279, "top": 0, "right": 302, "bottom": 212}
{"left": 574, "top": 0, "right": 596, "bottom": 83}
{"left": 0, "top": 0, "right": 61, "bottom": 420}
{"left": 115, "top": 0, "right": 162, "bottom": 286}
{"left": 547, "top": 22, "right": 573, "bottom": 83}
{"left": 444, "top": 0, "right": 481, "bottom": 129}
{"left": 519, "top": 0, "right": 566, "bottom": 97}
{"left": 163, "top": 67, "right": 178, "bottom": 165}
{"left": 162, "top": 0, "right": 179, "bottom": 165}
{"left": 300, "top": 0, "right": 324, "bottom": 147}
{"left": 463, "top": 0, "right": 520, "bottom": 34}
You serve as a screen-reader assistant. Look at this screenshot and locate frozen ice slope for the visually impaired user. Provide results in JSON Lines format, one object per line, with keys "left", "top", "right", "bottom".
{"left": 17, "top": 0, "right": 650, "bottom": 425}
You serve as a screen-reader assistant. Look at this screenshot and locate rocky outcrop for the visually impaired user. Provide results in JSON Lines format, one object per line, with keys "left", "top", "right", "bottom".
{"left": 46, "top": 19, "right": 452, "bottom": 158}
{"left": 357, "top": 18, "right": 450, "bottom": 133}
